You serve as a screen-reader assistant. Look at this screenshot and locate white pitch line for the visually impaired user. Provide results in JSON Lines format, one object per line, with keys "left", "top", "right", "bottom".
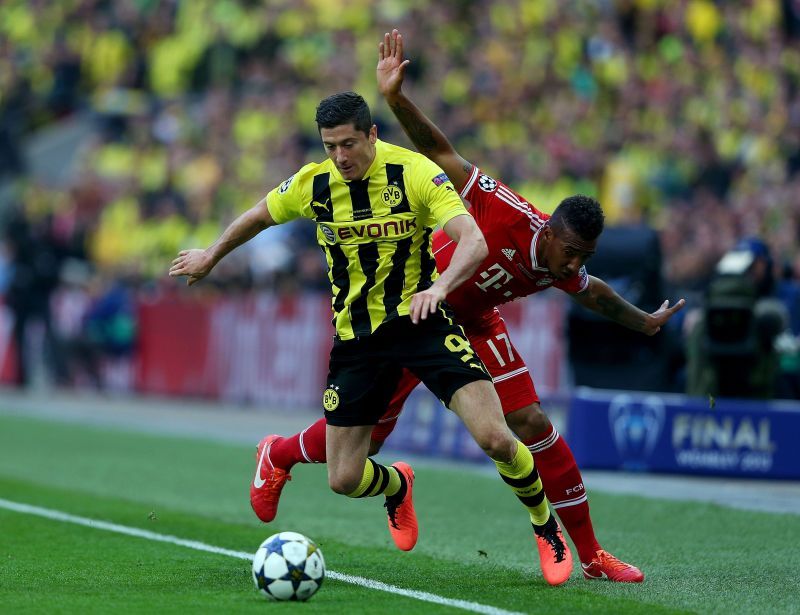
{"left": 0, "top": 498, "right": 527, "bottom": 615}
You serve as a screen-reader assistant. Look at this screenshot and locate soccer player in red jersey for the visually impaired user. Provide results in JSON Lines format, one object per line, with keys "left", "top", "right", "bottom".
{"left": 251, "top": 30, "right": 685, "bottom": 583}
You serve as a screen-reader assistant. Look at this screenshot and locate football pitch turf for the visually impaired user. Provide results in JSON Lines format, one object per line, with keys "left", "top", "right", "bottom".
{"left": 1, "top": 413, "right": 799, "bottom": 614}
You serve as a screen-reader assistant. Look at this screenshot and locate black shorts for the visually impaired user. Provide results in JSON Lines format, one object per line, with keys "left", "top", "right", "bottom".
{"left": 323, "top": 308, "right": 491, "bottom": 427}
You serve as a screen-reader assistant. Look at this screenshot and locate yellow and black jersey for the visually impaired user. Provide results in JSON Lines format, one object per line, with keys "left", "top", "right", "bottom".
{"left": 266, "top": 139, "right": 468, "bottom": 340}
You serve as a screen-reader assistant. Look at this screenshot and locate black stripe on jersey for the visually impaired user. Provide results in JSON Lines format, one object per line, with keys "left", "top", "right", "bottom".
{"left": 350, "top": 242, "right": 380, "bottom": 336}
{"left": 385, "top": 163, "right": 411, "bottom": 214}
{"left": 416, "top": 227, "right": 435, "bottom": 292}
{"left": 348, "top": 178, "right": 373, "bottom": 221}
{"left": 382, "top": 236, "right": 412, "bottom": 322}
{"left": 311, "top": 173, "right": 333, "bottom": 222}
{"left": 329, "top": 243, "right": 350, "bottom": 316}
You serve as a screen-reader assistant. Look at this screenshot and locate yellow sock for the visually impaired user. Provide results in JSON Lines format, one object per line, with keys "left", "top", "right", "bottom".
{"left": 493, "top": 440, "right": 551, "bottom": 526}
{"left": 347, "top": 459, "right": 402, "bottom": 498}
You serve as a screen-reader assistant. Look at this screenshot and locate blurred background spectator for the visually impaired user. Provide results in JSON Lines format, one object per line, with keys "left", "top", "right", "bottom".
{"left": 685, "top": 237, "right": 791, "bottom": 399}
{"left": 1, "top": 0, "right": 799, "bottom": 398}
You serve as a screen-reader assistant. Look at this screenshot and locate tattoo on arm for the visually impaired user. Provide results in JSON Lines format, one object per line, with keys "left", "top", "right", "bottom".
{"left": 390, "top": 103, "right": 438, "bottom": 153}
{"left": 596, "top": 294, "right": 646, "bottom": 329}
{"left": 595, "top": 295, "right": 624, "bottom": 319}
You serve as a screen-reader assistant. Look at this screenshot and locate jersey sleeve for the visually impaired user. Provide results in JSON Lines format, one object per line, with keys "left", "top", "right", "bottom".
{"left": 407, "top": 155, "right": 470, "bottom": 228}
{"left": 554, "top": 266, "right": 590, "bottom": 294}
{"left": 264, "top": 171, "right": 311, "bottom": 224}
{"left": 458, "top": 164, "right": 500, "bottom": 214}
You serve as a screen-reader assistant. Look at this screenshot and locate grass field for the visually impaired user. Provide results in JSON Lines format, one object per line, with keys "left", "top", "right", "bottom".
{"left": 1, "top": 412, "right": 799, "bottom": 614}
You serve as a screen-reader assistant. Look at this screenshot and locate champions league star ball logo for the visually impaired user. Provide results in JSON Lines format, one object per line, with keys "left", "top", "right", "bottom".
{"left": 478, "top": 174, "right": 497, "bottom": 192}
{"left": 608, "top": 395, "right": 665, "bottom": 470}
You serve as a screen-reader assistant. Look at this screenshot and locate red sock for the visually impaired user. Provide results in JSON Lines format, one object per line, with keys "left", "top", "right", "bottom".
{"left": 269, "top": 418, "right": 328, "bottom": 470}
{"left": 525, "top": 425, "right": 602, "bottom": 563}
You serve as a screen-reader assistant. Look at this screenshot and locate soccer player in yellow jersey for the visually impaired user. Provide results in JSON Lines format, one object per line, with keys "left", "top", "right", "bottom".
{"left": 169, "top": 92, "right": 573, "bottom": 585}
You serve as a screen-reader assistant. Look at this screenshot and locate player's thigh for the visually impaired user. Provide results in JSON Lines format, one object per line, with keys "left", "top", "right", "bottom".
{"left": 449, "top": 379, "right": 516, "bottom": 459}
{"left": 464, "top": 311, "right": 540, "bottom": 415}
{"left": 399, "top": 307, "right": 493, "bottom": 409}
{"left": 396, "top": 309, "right": 514, "bottom": 457}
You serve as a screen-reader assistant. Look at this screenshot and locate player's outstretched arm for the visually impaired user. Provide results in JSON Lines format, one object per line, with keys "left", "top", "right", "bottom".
{"left": 377, "top": 29, "right": 473, "bottom": 192}
{"left": 169, "top": 199, "right": 276, "bottom": 286}
{"left": 571, "top": 276, "right": 686, "bottom": 336}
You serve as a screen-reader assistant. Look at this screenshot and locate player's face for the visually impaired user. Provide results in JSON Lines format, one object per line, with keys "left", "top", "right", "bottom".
{"left": 540, "top": 225, "right": 596, "bottom": 280}
{"left": 320, "top": 123, "right": 377, "bottom": 181}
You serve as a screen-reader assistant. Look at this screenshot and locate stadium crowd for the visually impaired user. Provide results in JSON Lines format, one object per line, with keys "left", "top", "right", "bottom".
{"left": 2, "top": 0, "right": 800, "bottom": 393}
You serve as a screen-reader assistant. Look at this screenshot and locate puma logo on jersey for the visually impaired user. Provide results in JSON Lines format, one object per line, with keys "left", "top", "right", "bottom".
{"left": 502, "top": 248, "right": 516, "bottom": 261}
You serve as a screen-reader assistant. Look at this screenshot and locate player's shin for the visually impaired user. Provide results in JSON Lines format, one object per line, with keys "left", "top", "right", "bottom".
{"left": 268, "top": 418, "right": 328, "bottom": 470}
{"left": 492, "top": 440, "right": 550, "bottom": 525}
{"left": 346, "top": 458, "right": 403, "bottom": 498}
{"left": 494, "top": 440, "right": 573, "bottom": 585}
{"left": 526, "top": 425, "right": 601, "bottom": 563}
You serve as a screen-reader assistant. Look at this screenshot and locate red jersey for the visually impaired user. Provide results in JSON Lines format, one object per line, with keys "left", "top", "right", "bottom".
{"left": 433, "top": 166, "right": 589, "bottom": 323}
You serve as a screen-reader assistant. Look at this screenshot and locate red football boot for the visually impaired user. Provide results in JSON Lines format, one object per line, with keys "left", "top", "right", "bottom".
{"left": 581, "top": 550, "right": 645, "bottom": 582}
{"left": 250, "top": 435, "right": 291, "bottom": 523}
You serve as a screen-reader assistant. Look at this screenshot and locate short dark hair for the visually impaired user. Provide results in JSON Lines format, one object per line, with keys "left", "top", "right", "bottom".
{"left": 315, "top": 92, "right": 372, "bottom": 135}
{"left": 550, "top": 195, "right": 605, "bottom": 241}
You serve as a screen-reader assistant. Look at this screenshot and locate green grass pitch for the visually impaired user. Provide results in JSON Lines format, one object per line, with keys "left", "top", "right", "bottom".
{"left": 0, "top": 413, "right": 798, "bottom": 614}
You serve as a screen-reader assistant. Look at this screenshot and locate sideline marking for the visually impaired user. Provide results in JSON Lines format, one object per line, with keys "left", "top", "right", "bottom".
{"left": 0, "top": 498, "right": 526, "bottom": 615}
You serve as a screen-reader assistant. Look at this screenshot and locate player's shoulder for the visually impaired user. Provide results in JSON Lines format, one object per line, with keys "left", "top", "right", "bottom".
{"left": 376, "top": 139, "right": 434, "bottom": 169}
{"left": 275, "top": 160, "right": 333, "bottom": 196}
{"left": 463, "top": 167, "right": 547, "bottom": 215}
{"left": 295, "top": 159, "right": 335, "bottom": 183}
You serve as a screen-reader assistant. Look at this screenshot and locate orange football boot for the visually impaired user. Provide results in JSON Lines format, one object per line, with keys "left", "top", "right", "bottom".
{"left": 384, "top": 462, "right": 418, "bottom": 551}
{"left": 533, "top": 515, "right": 573, "bottom": 586}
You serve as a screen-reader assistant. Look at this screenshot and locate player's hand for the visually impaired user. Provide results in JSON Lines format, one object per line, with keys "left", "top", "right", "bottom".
{"left": 169, "top": 249, "right": 215, "bottom": 286}
{"left": 377, "top": 29, "right": 410, "bottom": 98}
{"left": 410, "top": 284, "right": 448, "bottom": 324}
{"left": 644, "top": 298, "right": 686, "bottom": 335}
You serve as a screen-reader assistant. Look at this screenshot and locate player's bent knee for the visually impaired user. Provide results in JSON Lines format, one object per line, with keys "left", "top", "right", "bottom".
{"left": 476, "top": 429, "right": 516, "bottom": 461}
{"left": 506, "top": 404, "right": 551, "bottom": 441}
{"left": 327, "top": 471, "right": 361, "bottom": 496}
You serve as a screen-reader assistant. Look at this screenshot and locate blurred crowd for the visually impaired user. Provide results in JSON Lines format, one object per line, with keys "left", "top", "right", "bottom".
{"left": 2, "top": 0, "right": 800, "bottom": 393}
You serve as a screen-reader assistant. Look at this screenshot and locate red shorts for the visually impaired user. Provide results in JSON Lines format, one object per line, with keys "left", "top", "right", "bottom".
{"left": 371, "top": 308, "right": 539, "bottom": 443}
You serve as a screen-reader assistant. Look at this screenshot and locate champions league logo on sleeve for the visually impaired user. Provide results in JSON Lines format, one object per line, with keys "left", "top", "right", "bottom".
{"left": 608, "top": 394, "right": 666, "bottom": 470}
{"left": 278, "top": 175, "right": 295, "bottom": 194}
{"left": 478, "top": 174, "right": 497, "bottom": 192}
{"left": 432, "top": 172, "right": 450, "bottom": 186}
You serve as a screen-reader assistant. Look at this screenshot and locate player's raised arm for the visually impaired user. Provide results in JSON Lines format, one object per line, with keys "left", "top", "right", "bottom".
{"left": 571, "top": 275, "right": 686, "bottom": 336}
{"left": 168, "top": 198, "right": 276, "bottom": 286}
{"left": 377, "top": 29, "right": 473, "bottom": 192}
